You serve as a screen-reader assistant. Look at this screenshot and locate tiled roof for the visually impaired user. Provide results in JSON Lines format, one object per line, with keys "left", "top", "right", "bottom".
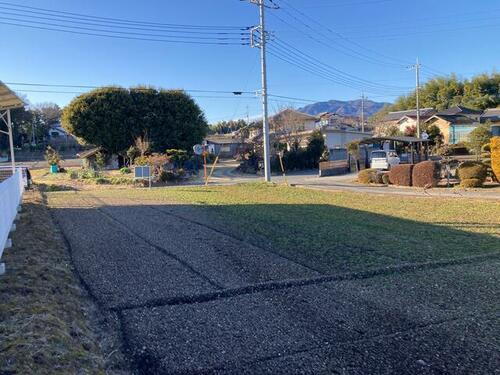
{"left": 382, "top": 108, "right": 435, "bottom": 122}
{"left": 436, "top": 106, "right": 482, "bottom": 116}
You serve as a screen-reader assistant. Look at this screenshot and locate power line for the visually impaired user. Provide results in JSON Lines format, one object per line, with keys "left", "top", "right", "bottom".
{"left": 0, "top": 16, "right": 249, "bottom": 41}
{"left": 13, "top": 88, "right": 259, "bottom": 100}
{"left": 5, "top": 82, "right": 257, "bottom": 95}
{"left": 270, "top": 38, "right": 411, "bottom": 91}
{"left": 0, "top": 2, "right": 244, "bottom": 29}
{"left": 0, "top": 21, "right": 249, "bottom": 45}
{"left": 0, "top": 10, "right": 248, "bottom": 35}
{"left": 277, "top": 0, "right": 411, "bottom": 67}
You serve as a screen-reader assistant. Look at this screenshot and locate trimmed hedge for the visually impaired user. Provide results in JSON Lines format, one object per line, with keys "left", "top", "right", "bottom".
{"left": 358, "top": 168, "right": 377, "bottom": 184}
{"left": 412, "top": 161, "right": 440, "bottom": 188}
{"left": 460, "top": 178, "right": 483, "bottom": 188}
{"left": 492, "top": 137, "right": 500, "bottom": 180}
{"left": 389, "top": 164, "right": 414, "bottom": 186}
{"left": 457, "top": 161, "right": 488, "bottom": 182}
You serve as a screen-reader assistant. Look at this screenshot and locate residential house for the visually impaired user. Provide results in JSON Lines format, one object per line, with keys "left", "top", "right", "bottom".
{"left": 205, "top": 134, "right": 249, "bottom": 158}
{"left": 317, "top": 112, "right": 360, "bottom": 129}
{"left": 48, "top": 122, "right": 78, "bottom": 147}
{"left": 424, "top": 106, "right": 482, "bottom": 144}
{"left": 322, "top": 126, "right": 372, "bottom": 151}
{"left": 481, "top": 108, "right": 500, "bottom": 124}
{"left": 379, "top": 108, "right": 436, "bottom": 133}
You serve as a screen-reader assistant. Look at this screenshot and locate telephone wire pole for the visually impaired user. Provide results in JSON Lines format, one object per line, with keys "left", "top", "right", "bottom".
{"left": 249, "top": 0, "right": 275, "bottom": 182}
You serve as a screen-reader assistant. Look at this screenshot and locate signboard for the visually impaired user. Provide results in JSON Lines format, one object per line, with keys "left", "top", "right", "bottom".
{"left": 193, "top": 144, "right": 203, "bottom": 155}
{"left": 134, "top": 166, "right": 151, "bottom": 179}
{"left": 421, "top": 132, "right": 429, "bottom": 140}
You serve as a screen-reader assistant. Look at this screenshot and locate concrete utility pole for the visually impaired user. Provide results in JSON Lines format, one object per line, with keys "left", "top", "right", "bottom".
{"left": 409, "top": 58, "right": 422, "bottom": 138}
{"left": 361, "top": 93, "right": 365, "bottom": 133}
{"left": 249, "top": 0, "right": 272, "bottom": 182}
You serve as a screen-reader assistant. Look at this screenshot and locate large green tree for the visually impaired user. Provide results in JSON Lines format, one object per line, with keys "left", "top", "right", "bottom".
{"left": 371, "top": 72, "right": 500, "bottom": 120}
{"left": 61, "top": 86, "right": 208, "bottom": 154}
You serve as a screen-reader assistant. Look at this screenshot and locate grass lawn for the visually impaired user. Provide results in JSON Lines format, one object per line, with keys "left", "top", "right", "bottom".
{"left": 48, "top": 183, "right": 500, "bottom": 274}
{"left": 0, "top": 190, "right": 126, "bottom": 374}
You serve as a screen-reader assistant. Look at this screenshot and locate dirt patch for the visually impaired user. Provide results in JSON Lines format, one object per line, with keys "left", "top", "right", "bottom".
{"left": 0, "top": 189, "right": 130, "bottom": 374}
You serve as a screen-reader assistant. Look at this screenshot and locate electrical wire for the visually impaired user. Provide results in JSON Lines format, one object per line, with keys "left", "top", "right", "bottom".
{"left": 0, "top": 2, "right": 244, "bottom": 29}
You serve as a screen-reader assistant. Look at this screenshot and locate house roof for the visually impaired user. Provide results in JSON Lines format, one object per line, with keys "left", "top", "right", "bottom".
{"left": 382, "top": 108, "right": 435, "bottom": 122}
{"left": 436, "top": 105, "right": 482, "bottom": 116}
{"left": 77, "top": 147, "right": 103, "bottom": 159}
{"left": 425, "top": 114, "right": 478, "bottom": 125}
{"left": 482, "top": 108, "right": 500, "bottom": 121}
{"left": 205, "top": 135, "right": 244, "bottom": 144}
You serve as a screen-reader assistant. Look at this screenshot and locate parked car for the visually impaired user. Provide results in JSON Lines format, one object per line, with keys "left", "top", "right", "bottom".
{"left": 370, "top": 150, "right": 400, "bottom": 170}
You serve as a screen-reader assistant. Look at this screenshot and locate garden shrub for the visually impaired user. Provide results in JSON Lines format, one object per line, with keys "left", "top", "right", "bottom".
{"left": 94, "top": 177, "right": 109, "bottom": 185}
{"left": 412, "top": 161, "right": 440, "bottom": 188}
{"left": 69, "top": 170, "right": 79, "bottom": 180}
{"left": 109, "top": 177, "right": 134, "bottom": 185}
{"left": 389, "top": 164, "right": 414, "bottom": 186}
{"left": 457, "top": 161, "right": 487, "bottom": 183}
{"left": 374, "top": 171, "right": 385, "bottom": 184}
{"left": 382, "top": 173, "right": 390, "bottom": 185}
{"left": 119, "top": 167, "right": 131, "bottom": 174}
{"left": 491, "top": 137, "right": 500, "bottom": 180}
{"left": 358, "top": 168, "right": 377, "bottom": 184}
{"left": 460, "top": 178, "right": 483, "bottom": 188}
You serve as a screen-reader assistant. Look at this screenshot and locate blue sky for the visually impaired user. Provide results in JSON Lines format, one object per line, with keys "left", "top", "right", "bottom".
{"left": 1, "top": 0, "right": 499, "bottom": 123}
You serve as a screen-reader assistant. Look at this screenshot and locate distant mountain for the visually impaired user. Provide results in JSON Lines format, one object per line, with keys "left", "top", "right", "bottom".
{"left": 298, "top": 99, "right": 390, "bottom": 117}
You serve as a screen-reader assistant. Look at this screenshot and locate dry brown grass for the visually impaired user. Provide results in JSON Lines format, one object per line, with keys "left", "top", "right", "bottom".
{"left": 0, "top": 190, "right": 128, "bottom": 374}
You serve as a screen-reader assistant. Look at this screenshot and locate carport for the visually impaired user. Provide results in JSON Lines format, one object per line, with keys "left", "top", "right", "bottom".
{"left": 359, "top": 136, "right": 431, "bottom": 165}
{"left": 0, "top": 81, "right": 25, "bottom": 173}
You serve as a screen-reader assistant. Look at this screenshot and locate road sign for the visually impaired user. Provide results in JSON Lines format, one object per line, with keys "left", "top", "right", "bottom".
{"left": 193, "top": 144, "right": 203, "bottom": 155}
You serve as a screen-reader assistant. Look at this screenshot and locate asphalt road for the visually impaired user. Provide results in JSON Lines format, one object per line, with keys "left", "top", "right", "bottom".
{"left": 49, "top": 194, "right": 500, "bottom": 374}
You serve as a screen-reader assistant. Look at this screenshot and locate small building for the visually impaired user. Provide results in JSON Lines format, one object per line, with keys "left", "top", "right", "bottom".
{"left": 77, "top": 147, "right": 119, "bottom": 170}
{"left": 48, "top": 122, "right": 78, "bottom": 147}
{"left": 322, "top": 126, "right": 372, "bottom": 150}
{"left": 381, "top": 108, "right": 436, "bottom": 128}
{"left": 425, "top": 106, "right": 482, "bottom": 144}
{"left": 481, "top": 108, "right": 500, "bottom": 124}
{"left": 270, "top": 109, "right": 318, "bottom": 133}
{"left": 205, "top": 134, "right": 249, "bottom": 158}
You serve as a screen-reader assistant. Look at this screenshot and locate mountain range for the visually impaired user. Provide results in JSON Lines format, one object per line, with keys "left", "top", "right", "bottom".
{"left": 298, "top": 99, "right": 390, "bottom": 117}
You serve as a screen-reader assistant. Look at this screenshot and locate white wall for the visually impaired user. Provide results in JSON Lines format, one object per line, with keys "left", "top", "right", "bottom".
{"left": 324, "top": 130, "right": 371, "bottom": 149}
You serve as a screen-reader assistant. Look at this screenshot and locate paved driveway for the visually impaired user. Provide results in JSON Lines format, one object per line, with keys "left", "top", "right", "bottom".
{"left": 49, "top": 193, "right": 500, "bottom": 374}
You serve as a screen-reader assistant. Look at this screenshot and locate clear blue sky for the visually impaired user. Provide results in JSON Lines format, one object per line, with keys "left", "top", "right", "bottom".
{"left": 1, "top": 0, "right": 498, "bottom": 123}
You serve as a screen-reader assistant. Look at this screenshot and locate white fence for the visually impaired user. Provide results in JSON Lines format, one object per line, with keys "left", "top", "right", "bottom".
{"left": 0, "top": 169, "right": 24, "bottom": 274}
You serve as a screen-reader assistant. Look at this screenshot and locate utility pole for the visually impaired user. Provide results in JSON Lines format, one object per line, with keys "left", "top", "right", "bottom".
{"left": 360, "top": 93, "right": 365, "bottom": 133}
{"left": 249, "top": 0, "right": 274, "bottom": 182}
{"left": 409, "top": 58, "right": 422, "bottom": 138}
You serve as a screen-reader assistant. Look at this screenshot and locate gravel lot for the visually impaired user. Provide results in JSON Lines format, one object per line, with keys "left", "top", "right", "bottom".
{"left": 47, "top": 192, "right": 500, "bottom": 374}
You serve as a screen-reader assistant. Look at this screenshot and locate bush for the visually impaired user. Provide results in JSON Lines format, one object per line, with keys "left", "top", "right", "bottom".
{"left": 79, "top": 169, "right": 100, "bottom": 179}
{"left": 412, "top": 161, "right": 440, "bottom": 188}
{"left": 94, "top": 177, "right": 109, "bottom": 185}
{"left": 358, "top": 168, "right": 377, "bottom": 184}
{"left": 44, "top": 146, "right": 61, "bottom": 167}
{"left": 119, "top": 167, "right": 131, "bottom": 174}
{"left": 382, "top": 173, "right": 390, "bottom": 185}
{"left": 457, "top": 161, "right": 487, "bottom": 182}
{"left": 109, "top": 177, "right": 134, "bottom": 185}
{"left": 491, "top": 137, "right": 500, "bottom": 180}
{"left": 389, "top": 164, "right": 414, "bottom": 186}
{"left": 69, "top": 170, "right": 79, "bottom": 180}
{"left": 460, "top": 178, "right": 483, "bottom": 188}
{"left": 374, "top": 171, "right": 385, "bottom": 184}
